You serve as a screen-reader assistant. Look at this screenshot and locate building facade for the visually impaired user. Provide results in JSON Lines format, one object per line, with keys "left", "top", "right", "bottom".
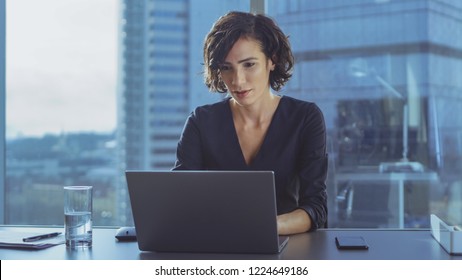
{"left": 267, "top": 0, "right": 462, "bottom": 227}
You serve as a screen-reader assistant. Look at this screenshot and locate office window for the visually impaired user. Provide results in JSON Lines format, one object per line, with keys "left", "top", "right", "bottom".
{"left": 3, "top": 0, "right": 249, "bottom": 226}
{"left": 5, "top": 0, "right": 118, "bottom": 226}
{"left": 267, "top": 0, "right": 462, "bottom": 228}
{"left": 4, "top": 0, "right": 461, "bottom": 229}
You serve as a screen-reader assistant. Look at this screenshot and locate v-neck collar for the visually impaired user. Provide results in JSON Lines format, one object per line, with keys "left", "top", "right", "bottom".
{"left": 225, "top": 95, "right": 284, "bottom": 168}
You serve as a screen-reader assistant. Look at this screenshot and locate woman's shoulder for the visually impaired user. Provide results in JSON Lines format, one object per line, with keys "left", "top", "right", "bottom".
{"left": 280, "top": 95, "right": 322, "bottom": 115}
{"left": 193, "top": 97, "right": 229, "bottom": 114}
{"left": 188, "top": 97, "right": 230, "bottom": 124}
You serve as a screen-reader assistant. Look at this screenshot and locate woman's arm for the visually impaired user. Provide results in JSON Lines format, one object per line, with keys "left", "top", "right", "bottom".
{"left": 277, "top": 209, "right": 312, "bottom": 235}
{"left": 172, "top": 111, "right": 204, "bottom": 170}
{"left": 281, "top": 103, "right": 327, "bottom": 234}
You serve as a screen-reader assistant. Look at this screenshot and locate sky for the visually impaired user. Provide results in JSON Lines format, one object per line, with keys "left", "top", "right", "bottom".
{"left": 6, "top": 0, "right": 118, "bottom": 139}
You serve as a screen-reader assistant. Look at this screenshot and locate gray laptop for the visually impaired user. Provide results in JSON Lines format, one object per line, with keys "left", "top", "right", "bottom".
{"left": 125, "top": 170, "right": 289, "bottom": 254}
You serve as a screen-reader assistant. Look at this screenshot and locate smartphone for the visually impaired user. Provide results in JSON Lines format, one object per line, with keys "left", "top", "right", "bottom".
{"left": 335, "top": 236, "right": 369, "bottom": 250}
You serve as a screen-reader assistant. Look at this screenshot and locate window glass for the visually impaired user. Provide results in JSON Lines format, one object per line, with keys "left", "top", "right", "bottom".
{"left": 267, "top": 0, "right": 462, "bottom": 228}
{"left": 5, "top": 0, "right": 462, "bottom": 229}
{"left": 5, "top": 0, "right": 249, "bottom": 226}
{"left": 6, "top": 0, "right": 118, "bottom": 225}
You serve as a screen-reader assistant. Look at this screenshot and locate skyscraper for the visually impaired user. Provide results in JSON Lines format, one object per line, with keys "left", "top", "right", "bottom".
{"left": 266, "top": 0, "right": 462, "bottom": 227}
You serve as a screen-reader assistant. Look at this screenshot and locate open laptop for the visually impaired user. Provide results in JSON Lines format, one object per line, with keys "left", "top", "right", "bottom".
{"left": 125, "top": 170, "right": 289, "bottom": 254}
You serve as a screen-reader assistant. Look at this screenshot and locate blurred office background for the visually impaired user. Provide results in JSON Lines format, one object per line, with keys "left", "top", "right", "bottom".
{"left": 2, "top": 0, "right": 462, "bottom": 228}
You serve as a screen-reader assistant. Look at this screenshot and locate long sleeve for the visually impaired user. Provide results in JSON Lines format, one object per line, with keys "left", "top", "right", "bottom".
{"left": 296, "top": 103, "right": 328, "bottom": 230}
{"left": 173, "top": 110, "right": 204, "bottom": 170}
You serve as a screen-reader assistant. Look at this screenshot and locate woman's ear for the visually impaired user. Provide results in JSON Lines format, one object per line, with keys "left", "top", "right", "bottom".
{"left": 270, "top": 55, "right": 277, "bottom": 71}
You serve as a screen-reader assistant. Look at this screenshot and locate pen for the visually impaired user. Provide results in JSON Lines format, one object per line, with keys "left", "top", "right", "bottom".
{"left": 23, "top": 232, "right": 62, "bottom": 242}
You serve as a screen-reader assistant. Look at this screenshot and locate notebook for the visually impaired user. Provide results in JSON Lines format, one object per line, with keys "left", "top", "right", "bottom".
{"left": 125, "top": 170, "right": 289, "bottom": 254}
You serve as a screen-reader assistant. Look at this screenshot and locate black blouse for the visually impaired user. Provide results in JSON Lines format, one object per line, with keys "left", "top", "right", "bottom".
{"left": 173, "top": 95, "right": 328, "bottom": 230}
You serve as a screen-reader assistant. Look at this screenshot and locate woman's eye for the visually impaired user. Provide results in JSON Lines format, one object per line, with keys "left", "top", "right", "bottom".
{"left": 244, "top": 62, "right": 255, "bottom": 68}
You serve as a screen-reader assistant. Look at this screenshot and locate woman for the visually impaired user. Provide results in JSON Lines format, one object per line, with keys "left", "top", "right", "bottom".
{"left": 173, "top": 11, "right": 327, "bottom": 235}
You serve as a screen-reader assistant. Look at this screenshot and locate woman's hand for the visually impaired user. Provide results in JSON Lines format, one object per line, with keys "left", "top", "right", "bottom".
{"left": 277, "top": 209, "right": 312, "bottom": 235}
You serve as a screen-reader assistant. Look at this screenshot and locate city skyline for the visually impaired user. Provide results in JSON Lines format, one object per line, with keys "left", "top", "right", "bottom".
{"left": 4, "top": 0, "right": 462, "bottom": 229}
{"left": 6, "top": 0, "right": 118, "bottom": 139}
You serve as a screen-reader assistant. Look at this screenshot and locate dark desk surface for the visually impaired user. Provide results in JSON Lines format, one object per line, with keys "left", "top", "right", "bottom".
{"left": 0, "top": 227, "right": 460, "bottom": 260}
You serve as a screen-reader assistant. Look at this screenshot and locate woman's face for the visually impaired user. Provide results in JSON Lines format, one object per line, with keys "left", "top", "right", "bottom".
{"left": 219, "top": 37, "right": 274, "bottom": 106}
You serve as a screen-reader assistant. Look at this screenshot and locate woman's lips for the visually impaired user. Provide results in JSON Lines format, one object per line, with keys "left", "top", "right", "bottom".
{"left": 233, "top": 90, "right": 251, "bottom": 98}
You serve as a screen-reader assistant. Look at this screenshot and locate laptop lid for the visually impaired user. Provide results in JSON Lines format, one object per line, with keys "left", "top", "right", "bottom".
{"left": 125, "top": 170, "right": 288, "bottom": 254}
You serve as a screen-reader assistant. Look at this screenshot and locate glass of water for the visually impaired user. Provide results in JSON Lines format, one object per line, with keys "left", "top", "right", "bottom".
{"left": 64, "top": 186, "right": 93, "bottom": 248}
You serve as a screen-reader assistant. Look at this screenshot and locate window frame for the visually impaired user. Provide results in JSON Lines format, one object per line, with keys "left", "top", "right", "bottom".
{"left": 0, "top": 0, "right": 6, "bottom": 224}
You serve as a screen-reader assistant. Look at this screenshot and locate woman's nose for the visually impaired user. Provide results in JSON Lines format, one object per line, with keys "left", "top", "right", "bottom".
{"left": 231, "top": 69, "right": 245, "bottom": 86}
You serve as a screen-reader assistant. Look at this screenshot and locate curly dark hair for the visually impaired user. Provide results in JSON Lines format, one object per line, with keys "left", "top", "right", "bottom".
{"left": 203, "top": 11, "right": 294, "bottom": 93}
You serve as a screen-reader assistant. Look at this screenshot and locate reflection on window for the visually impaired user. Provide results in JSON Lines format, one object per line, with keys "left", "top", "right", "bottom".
{"left": 267, "top": 0, "right": 462, "bottom": 228}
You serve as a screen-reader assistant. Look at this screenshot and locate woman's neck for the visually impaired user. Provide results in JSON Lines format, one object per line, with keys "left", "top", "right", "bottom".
{"left": 230, "top": 93, "right": 281, "bottom": 126}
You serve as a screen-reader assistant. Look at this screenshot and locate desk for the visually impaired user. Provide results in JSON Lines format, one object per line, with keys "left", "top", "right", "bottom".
{"left": 0, "top": 227, "right": 460, "bottom": 260}
{"left": 335, "top": 171, "right": 439, "bottom": 228}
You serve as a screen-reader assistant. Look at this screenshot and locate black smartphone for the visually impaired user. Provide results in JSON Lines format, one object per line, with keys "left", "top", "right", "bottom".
{"left": 335, "top": 236, "right": 369, "bottom": 250}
